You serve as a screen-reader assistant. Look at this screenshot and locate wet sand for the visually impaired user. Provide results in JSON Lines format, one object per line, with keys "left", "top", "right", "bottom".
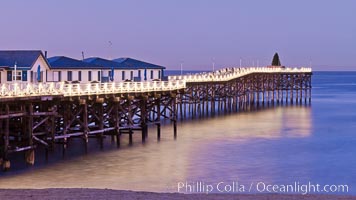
{"left": 0, "top": 189, "right": 355, "bottom": 200}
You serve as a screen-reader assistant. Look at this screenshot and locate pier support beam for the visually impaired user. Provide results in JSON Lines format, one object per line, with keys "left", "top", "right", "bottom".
{"left": 1, "top": 104, "right": 10, "bottom": 171}
{"left": 156, "top": 97, "right": 161, "bottom": 140}
{"left": 26, "top": 102, "right": 35, "bottom": 165}
{"left": 141, "top": 96, "right": 148, "bottom": 143}
{"left": 96, "top": 98, "right": 105, "bottom": 149}
{"left": 113, "top": 98, "right": 121, "bottom": 148}
{"left": 172, "top": 94, "right": 177, "bottom": 139}
{"left": 80, "top": 99, "right": 89, "bottom": 153}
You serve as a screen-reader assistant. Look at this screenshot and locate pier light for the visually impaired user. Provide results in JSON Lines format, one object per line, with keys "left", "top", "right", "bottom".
{"left": 126, "top": 82, "right": 130, "bottom": 92}
{"left": 111, "top": 82, "right": 115, "bottom": 93}
{"left": 140, "top": 82, "right": 144, "bottom": 91}
{"left": 38, "top": 83, "right": 43, "bottom": 94}
{"left": 75, "top": 84, "right": 80, "bottom": 95}
{"left": 126, "top": 82, "right": 130, "bottom": 91}
{"left": 40, "top": 83, "right": 45, "bottom": 95}
{"left": 95, "top": 83, "right": 99, "bottom": 94}
{"left": 49, "top": 82, "right": 54, "bottom": 94}
{"left": 118, "top": 82, "right": 122, "bottom": 92}
{"left": 33, "top": 84, "right": 38, "bottom": 94}
{"left": 59, "top": 82, "right": 64, "bottom": 93}
{"left": 68, "top": 84, "right": 72, "bottom": 96}
{"left": 160, "top": 81, "right": 164, "bottom": 91}
{"left": 26, "top": 84, "right": 31, "bottom": 94}
{"left": 153, "top": 81, "right": 157, "bottom": 91}
{"left": 132, "top": 82, "right": 135, "bottom": 92}
{"left": 135, "top": 82, "right": 138, "bottom": 92}
{"left": 13, "top": 83, "right": 19, "bottom": 95}
{"left": 169, "top": 81, "right": 173, "bottom": 90}
{"left": 161, "top": 81, "right": 165, "bottom": 90}
{"left": 103, "top": 83, "right": 108, "bottom": 93}
{"left": 152, "top": 82, "right": 156, "bottom": 91}
{"left": 0, "top": 85, "right": 5, "bottom": 96}
{"left": 86, "top": 83, "right": 91, "bottom": 94}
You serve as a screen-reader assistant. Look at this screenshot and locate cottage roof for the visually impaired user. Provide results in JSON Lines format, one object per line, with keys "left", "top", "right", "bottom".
{"left": 0, "top": 50, "right": 48, "bottom": 70}
{"left": 83, "top": 57, "right": 128, "bottom": 69}
{"left": 48, "top": 56, "right": 101, "bottom": 69}
{"left": 112, "top": 57, "right": 165, "bottom": 69}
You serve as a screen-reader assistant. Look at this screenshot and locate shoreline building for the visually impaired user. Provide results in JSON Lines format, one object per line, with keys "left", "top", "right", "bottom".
{"left": 0, "top": 50, "right": 166, "bottom": 84}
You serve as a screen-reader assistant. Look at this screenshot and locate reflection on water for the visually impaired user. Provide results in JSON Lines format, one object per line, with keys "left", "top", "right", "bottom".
{"left": 0, "top": 106, "right": 313, "bottom": 192}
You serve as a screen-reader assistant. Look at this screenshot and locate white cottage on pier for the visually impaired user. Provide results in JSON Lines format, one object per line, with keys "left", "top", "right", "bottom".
{"left": 83, "top": 57, "right": 165, "bottom": 82}
{"left": 0, "top": 50, "right": 166, "bottom": 84}
{"left": 47, "top": 56, "right": 103, "bottom": 83}
{"left": 0, "top": 50, "right": 50, "bottom": 84}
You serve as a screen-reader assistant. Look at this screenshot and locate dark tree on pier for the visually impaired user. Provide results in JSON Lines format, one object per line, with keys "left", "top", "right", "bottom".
{"left": 271, "top": 53, "right": 281, "bottom": 66}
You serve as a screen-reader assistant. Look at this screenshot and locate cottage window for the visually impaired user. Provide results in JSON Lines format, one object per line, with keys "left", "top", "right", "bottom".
{"left": 98, "top": 71, "right": 101, "bottom": 82}
{"left": 38, "top": 71, "right": 43, "bottom": 82}
{"left": 88, "top": 71, "right": 92, "bottom": 81}
{"left": 122, "top": 71, "right": 125, "bottom": 80}
{"left": 53, "top": 72, "right": 59, "bottom": 81}
{"left": 150, "top": 70, "right": 154, "bottom": 79}
{"left": 138, "top": 70, "right": 141, "bottom": 78}
{"left": 22, "top": 71, "right": 28, "bottom": 81}
{"left": 67, "top": 71, "right": 72, "bottom": 81}
{"left": 78, "top": 71, "right": 82, "bottom": 81}
{"left": 158, "top": 71, "right": 161, "bottom": 79}
{"left": 130, "top": 71, "right": 133, "bottom": 80}
{"left": 12, "top": 71, "right": 22, "bottom": 81}
{"left": 7, "top": 71, "right": 12, "bottom": 81}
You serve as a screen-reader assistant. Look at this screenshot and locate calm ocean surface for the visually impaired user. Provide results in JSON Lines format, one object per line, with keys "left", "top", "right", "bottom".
{"left": 0, "top": 71, "right": 356, "bottom": 194}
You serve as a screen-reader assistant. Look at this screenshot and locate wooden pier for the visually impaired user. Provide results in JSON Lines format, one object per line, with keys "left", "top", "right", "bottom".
{"left": 0, "top": 67, "right": 312, "bottom": 170}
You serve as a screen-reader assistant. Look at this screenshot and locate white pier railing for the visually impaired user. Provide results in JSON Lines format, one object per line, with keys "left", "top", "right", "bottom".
{"left": 0, "top": 80, "right": 186, "bottom": 99}
{"left": 0, "top": 67, "right": 311, "bottom": 99}
{"left": 168, "top": 67, "right": 312, "bottom": 82}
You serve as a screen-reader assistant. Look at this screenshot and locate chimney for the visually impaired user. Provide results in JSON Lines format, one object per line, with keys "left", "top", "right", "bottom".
{"left": 82, "top": 51, "right": 85, "bottom": 60}
{"left": 44, "top": 51, "right": 47, "bottom": 58}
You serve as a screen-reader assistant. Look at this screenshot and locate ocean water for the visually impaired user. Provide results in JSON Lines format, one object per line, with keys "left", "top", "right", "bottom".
{"left": 0, "top": 71, "right": 356, "bottom": 195}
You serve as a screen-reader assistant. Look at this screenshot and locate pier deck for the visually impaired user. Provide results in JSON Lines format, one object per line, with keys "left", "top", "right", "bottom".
{"left": 0, "top": 67, "right": 312, "bottom": 170}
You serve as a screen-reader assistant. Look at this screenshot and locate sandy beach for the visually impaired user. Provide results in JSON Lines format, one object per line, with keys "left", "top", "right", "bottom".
{"left": 0, "top": 189, "right": 355, "bottom": 200}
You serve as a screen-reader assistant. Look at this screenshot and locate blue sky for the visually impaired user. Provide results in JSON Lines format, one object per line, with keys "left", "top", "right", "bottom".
{"left": 0, "top": 0, "right": 355, "bottom": 70}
